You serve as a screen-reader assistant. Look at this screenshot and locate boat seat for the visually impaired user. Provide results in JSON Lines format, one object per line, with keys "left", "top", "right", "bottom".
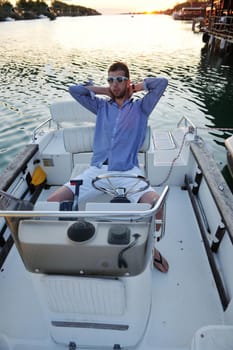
{"left": 32, "top": 259, "right": 152, "bottom": 348}
{"left": 63, "top": 125, "right": 151, "bottom": 178}
{"left": 40, "top": 275, "right": 126, "bottom": 315}
{"left": 63, "top": 124, "right": 151, "bottom": 154}
{"left": 18, "top": 201, "right": 154, "bottom": 347}
{"left": 190, "top": 325, "right": 233, "bottom": 350}
{"left": 50, "top": 99, "right": 96, "bottom": 126}
{"left": 63, "top": 125, "right": 94, "bottom": 154}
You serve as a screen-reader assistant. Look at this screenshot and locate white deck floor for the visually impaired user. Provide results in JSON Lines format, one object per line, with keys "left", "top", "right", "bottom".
{"left": 0, "top": 186, "right": 224, "bottom": 350}
{"left": 142, "top": 186, "right": 223, "bottom": 349}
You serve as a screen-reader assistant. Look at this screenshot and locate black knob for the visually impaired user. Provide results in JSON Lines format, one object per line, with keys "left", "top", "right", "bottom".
{"left": 67, "top": 220, "right": 95, "bottom": 242}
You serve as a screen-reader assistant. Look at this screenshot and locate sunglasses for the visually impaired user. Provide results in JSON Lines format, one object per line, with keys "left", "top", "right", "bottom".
{"left": 107, "top": 76, "right": 128, "bottom": 84}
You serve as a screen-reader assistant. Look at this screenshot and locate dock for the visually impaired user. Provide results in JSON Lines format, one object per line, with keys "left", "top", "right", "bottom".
{"left": 201, "top": 0, "right": 233, "bottom": 55}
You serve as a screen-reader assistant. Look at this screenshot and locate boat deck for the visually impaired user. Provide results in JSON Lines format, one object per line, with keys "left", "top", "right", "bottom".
{"left": 143, "top": 186, "right": 223, "bottom": 349}
{"left": 0, "top": 186, "right": 224, "bottom": 349}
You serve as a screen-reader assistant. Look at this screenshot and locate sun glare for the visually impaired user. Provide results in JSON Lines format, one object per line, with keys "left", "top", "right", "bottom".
{"left": 140, "top": 4, "right": 157, "bottom": 14}
{"left": 144, "top": 10, "right": 153, "bottom": 14}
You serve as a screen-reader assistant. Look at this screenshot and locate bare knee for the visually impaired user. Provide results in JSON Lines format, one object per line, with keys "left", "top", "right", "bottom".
{"left": 139, "top": 191, "right": 163, "bottom": 231}
{"left": 47, "top": 186, "right": 74, "bottom": 202}
{"left": 139, "top": 191, "right": 159, "bottom": 206}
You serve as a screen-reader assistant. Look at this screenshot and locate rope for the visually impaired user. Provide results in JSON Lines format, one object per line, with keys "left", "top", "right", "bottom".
{"left": 155, "top": 131, "right": 191, "bottom": 187}
{"left": 155, "top": 126, "right": 233, "bottom": 187}
{"left": 196, "top": 126, "right": 233, "bottom": 133}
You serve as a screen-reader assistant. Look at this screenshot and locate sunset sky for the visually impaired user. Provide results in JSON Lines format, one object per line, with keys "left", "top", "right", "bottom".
{"left": 67, "top": 0, "right": 180, "bottom": 14}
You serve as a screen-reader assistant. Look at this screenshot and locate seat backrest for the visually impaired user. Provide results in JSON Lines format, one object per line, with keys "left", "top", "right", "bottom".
{"left": 140, "top": 126, "right": 151, "bottom": 152}
{"left": 63, "top": 125, "right": 151, "bottom": 154}
{"left": 50, "top": 100, "right": 96, "bottom": 125}
{"left": 63, "top": 125, "right": 95, "bottom": 153}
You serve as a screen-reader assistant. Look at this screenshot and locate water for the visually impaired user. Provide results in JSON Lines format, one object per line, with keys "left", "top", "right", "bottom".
{"left": 0, "top": 14, "right": 233, "bottom": 184}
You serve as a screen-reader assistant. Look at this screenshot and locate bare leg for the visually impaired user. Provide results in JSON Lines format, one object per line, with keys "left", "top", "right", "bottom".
{"left": 139, "top": 191, "right": 169, "bottom": 273}
{"left": 47, "top": 186, "right": 74, "bottom": 202}
{"left": 138, "top": 191, "right": 162, "bottom": 230}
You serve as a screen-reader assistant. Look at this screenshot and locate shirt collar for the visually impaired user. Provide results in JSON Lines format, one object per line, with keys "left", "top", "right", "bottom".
{"left": 109, "top": 98, "right": 133, "bottom": 106}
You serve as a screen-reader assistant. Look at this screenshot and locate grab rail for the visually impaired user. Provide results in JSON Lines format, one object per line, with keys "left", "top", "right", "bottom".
{"left": 32, "top": 117, "right": 52, "bottom": 142}
{"left": 177, "top": 115, "right": 196, "bottom": 129}
{"left": 0, "top": 186, "right": 169, "bottom": 222}
{"left": 177, "top": 115, "right": 198, "bottom": 140}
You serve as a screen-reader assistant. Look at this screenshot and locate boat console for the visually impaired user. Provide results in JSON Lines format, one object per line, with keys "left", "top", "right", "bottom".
{"left": 18, "top": 202, "right": 152, "bottom": 276}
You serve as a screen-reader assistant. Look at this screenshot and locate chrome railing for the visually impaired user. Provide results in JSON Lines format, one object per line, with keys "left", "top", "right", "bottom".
{"left": 177, "top": 115, "right": 198, "bottom": 140}
{"left": 32, "top": 117, "right": 52, "bottom": 143}
{"left": 0, "top": 186, "right": 169, "bottom": 222}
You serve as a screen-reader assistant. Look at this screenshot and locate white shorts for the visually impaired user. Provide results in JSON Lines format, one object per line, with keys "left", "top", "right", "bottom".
{"left": 65, "top": 166, "right": 155, "bottom": 203}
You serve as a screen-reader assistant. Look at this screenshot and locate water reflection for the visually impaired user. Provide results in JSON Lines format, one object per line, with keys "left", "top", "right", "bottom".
{"left": 197, "top": 49, "right": 233, "bottom": 141}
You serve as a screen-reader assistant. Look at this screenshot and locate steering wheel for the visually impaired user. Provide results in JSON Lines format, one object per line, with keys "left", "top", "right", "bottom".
{"left": 92, "top": 173, "right": 150, "bottom": 198}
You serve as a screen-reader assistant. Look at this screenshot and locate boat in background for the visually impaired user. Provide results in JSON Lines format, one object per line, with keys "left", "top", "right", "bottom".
{"left": 225, "top": 134, "right": 233, "bottom": 178}
{"left": 0, "top": 100, "right": 233, "bottom": 350}
{"left": 173, "top": 7, "right": 205, "bottom": 20}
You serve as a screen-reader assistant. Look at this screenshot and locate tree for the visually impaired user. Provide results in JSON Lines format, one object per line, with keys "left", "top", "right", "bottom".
{"left": 0, "top": 0, "right": 14, "bottom": 19}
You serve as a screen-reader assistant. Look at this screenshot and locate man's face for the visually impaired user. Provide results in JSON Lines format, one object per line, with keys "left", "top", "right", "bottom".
{"left": 107, "top": 70, "right": 129, "bottom": 99}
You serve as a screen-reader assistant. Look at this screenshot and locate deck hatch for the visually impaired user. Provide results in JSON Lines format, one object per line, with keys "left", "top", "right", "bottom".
{"left": 153, "top": 131, "right": 176, "bottom": 150}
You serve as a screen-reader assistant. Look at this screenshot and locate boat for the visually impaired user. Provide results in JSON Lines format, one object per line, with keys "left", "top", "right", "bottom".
{"left": 173, "top": 7, "right": 205, "bottom": 21}
{"left": 0, "top": 99, "right": 233, "bottom": 350}
{"left": 225, "top": 134, "right": 233, "bottom": 178}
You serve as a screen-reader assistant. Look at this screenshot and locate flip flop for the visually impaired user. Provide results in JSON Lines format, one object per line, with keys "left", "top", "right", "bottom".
{"left": 153, "top": 251, "right": 169, "bottom": 273}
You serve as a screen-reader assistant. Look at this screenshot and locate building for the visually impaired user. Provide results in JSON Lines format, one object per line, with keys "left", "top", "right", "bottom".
{"left": 203, "top": 0, "right": 233, "bottom": 54}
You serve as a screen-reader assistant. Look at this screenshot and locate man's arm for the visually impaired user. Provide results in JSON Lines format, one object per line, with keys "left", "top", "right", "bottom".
{"left": 140, "top": 77, "right": 168, "bottom": 116}
{"left": 84, "top": 85, "right": 113, "bottom": 98}
{"left": 69, "top": 84, "right": 103, "bottom": 114}
{"left": 79, "top": 81, "right": 145, "bottom": 99}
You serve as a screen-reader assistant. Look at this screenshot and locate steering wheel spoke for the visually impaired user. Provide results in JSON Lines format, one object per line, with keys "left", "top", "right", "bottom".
{"left": 106, "top": 177, "right": 118, "bottom": 194}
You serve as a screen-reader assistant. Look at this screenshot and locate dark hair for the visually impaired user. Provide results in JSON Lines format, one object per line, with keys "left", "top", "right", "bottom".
{"left": 108, "top": 62, "right": 130, "bottom": 78}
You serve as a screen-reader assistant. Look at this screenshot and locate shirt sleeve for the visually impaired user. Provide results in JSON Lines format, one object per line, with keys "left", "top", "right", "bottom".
{"left": 69, "top": 84, "right": 99, "bottom": 115}
{"left": 140, "top": 77, "right": 168, "bottom": 116}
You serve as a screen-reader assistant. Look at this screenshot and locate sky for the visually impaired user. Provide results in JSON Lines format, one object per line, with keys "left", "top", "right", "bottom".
{"left": 67, "top": 1, "right": 180, "bottom": 14}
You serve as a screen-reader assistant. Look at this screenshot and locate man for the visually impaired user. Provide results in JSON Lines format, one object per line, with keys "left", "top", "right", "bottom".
{"left": 48, "top": 61, "right": 169, "bottom": 272}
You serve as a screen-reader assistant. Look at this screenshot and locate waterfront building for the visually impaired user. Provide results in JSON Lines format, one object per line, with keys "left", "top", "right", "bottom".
{"left": 203, "top": 0, "right": 233, "bottom": 55}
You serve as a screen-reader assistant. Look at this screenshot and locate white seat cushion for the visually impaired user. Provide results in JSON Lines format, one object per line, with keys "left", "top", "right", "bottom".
{"left": 64, "top": 125, "right": 151, "bottom": 154}
{"left": 63, "top": 125, "right": 94, "bottom": 153}
{"left": 42, "top": 275, "right": 126, "bottom": 316}
{"left": 50, "top": 100, "right": 95, "bottom": 125}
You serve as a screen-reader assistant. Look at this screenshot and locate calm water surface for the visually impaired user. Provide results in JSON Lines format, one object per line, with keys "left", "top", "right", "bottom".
{"left": 0, "top": 15, "right": 233, "bottom": 182}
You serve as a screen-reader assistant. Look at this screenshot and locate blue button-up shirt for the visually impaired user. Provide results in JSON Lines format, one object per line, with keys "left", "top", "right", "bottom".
{"left": 69, "top": 77, "right": 168, "bottom": 171}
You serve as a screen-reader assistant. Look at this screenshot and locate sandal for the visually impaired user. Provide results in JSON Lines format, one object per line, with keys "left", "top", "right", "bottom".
{"left": 153, "top": 250, "right": 169, "bottom": 273}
